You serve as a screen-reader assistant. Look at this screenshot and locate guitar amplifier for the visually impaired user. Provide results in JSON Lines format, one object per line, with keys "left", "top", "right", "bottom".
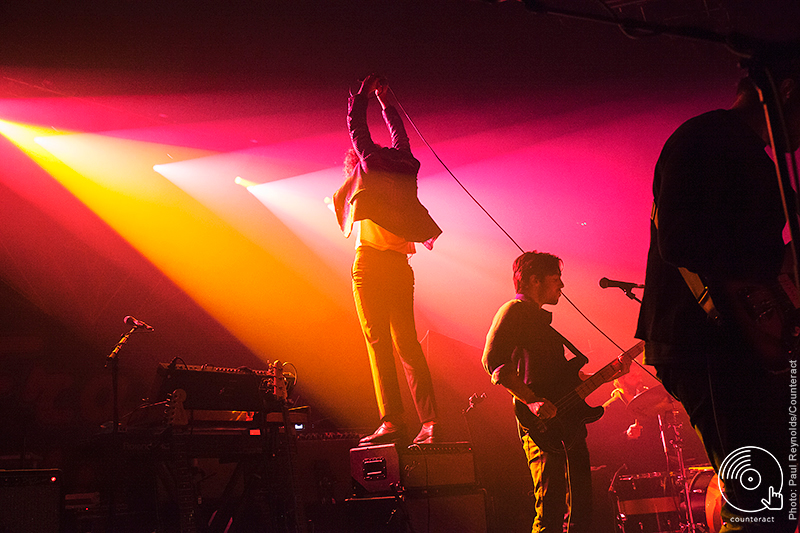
{"left": 0, "top": 469, "right": 62, "bottom": 533}
{"left": 351, "top": 444, "right": 401, "bottom": 495}
{"left": 402, "top": 442, "right": 476, "bottom": 488}
{"left": 351, "top": 442, "right": 476, "bottom": 495}
{"left": 346, "top": 486, "right": 488, "bottom": 533}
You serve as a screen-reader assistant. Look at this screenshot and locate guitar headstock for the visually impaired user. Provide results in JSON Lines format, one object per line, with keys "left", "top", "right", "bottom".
{"left": 166, "top": 388, "right": 189, "bottom": 427}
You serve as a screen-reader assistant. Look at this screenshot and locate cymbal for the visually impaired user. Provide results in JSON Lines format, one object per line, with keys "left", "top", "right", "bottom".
{"left": 627, "top": 385, "right": 675, "bottom": 417}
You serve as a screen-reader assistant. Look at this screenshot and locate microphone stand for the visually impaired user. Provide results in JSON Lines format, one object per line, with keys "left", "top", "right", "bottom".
{"left": 601, "top": 280, "right": 643, "bottom": 303}
{"left": 105, "top": 326, "right": 137, "bottom": 435}
{"left": 745, "top": 53, "right": 800, "bottom": 288}
{"left": 618, "top": 287, "right": 641, "bottom": 304}
{"left": 103, "top": 323, "right": 141, "bottom": 533}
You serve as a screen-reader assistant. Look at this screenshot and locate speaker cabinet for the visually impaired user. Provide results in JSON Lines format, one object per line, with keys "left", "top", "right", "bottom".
{"left": 401, "top": 442, "right": 476, "bottom": 488}
{"left": 0, "top": 469, "right": 62, "bottom": 533}
{"left": 347, "top": 487, "right": 488, "bottom": 533}
{"left": 351, "top": 442, "right": 476, "bottom": 495}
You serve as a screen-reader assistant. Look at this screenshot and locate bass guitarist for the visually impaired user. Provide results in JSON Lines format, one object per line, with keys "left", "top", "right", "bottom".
{"left": 482, "top": 251, "right": 632, "bottom": 533}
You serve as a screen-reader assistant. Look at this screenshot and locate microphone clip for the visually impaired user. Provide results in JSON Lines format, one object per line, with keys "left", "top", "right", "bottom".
{"left": 124, "top": 315, "right": 155, "bottom": 332}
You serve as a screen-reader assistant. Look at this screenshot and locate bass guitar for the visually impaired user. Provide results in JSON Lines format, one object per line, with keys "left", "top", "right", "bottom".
{"left": 515, "top": 340, "right": 645, "bottom": 453}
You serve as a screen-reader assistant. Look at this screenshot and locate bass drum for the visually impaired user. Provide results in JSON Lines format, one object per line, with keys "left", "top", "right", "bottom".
{"left": 612, "top": 471, "right": 681, "bottom": 533}
{"left": 687, "top": 468, "right": 723, "bottom": 533}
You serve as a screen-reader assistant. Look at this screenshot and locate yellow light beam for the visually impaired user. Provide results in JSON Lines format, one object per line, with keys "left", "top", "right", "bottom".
{"left": 1, "top": 121, "right": 355, "bottom": 365}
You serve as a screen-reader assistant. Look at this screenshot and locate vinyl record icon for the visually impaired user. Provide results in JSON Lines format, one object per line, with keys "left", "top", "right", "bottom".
{"left": 718, "top": 446, "right": 784, "bottom": 512}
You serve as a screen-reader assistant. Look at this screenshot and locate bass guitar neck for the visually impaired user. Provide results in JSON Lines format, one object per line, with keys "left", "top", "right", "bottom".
{"left": 516, "top": 341, "right": 644, "bottom": 453}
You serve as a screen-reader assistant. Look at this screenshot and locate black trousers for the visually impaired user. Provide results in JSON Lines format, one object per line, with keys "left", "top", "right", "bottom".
{"left": 654, "top": 351, "right": 797, "bottom": 533}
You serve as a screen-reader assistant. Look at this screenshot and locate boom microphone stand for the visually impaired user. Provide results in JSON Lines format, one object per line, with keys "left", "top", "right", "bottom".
{"left": 103, "top": 315, "right": 154, "bottom": 532}
{"left": 105, "top": 326, "right": 135, "bottom": 435}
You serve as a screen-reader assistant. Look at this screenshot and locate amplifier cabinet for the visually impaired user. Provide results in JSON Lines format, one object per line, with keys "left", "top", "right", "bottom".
{"left": 346, "top": 486, "right": 488, "bottom": 533}
{"left": 0, "top": 469, "right": 62, "bottom": 533}
{"left": 351, "top": 442, "right": 476, "bottom": 495}
{"left": 402, "top": 442, "right": 476, "bottom": 488}
{"left": 350, "top": 444, "right": 401, "bottom": 495}
{"left": 294, "top": 435, "right": 361, "bottom": 505}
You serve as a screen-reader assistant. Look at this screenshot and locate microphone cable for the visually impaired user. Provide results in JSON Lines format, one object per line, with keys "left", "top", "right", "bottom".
{"left": 389, "top": 86, "right": 631, "bottom": 354}
{"left": 388, "top": 87, "right": 526, "bottom": 255}
{"left": 388, "top": 85, "right": 663, "bottom": 533}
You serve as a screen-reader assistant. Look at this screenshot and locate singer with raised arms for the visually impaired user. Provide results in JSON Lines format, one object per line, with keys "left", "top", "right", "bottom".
{"left": 333, "top": 73, "right": 442, "bottom": 447}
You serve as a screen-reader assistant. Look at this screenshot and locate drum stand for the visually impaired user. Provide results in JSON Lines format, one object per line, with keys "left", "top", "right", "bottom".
{"left": 656, "top": 407, "right": 701, "bottom": 533}
{"left": 627, "top": 386, "right": 717, "bottom": 533}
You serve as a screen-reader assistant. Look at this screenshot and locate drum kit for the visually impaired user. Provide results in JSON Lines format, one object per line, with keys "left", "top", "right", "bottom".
{"left": 609, "top": 386, "right": 723, "bottom": 533}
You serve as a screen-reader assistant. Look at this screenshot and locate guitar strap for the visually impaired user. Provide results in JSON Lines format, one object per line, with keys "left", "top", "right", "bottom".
{"left": 551, "top": 326, "right": 589, "bottom": 366}
{"left": 651, "top": 202, "right": 720, "bottom": 322}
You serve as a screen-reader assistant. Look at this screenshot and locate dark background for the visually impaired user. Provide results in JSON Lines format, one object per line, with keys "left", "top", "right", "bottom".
{"left": 0, "top": 1, "right": 796, "bottom": 531}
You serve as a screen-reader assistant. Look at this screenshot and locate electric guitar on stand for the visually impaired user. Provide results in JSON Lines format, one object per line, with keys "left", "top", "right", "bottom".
{"left": 515, "top": 340, "right": 645, "bottom": 453}
{"left": 165, "top": 388, "right": 199, "bottom": 533}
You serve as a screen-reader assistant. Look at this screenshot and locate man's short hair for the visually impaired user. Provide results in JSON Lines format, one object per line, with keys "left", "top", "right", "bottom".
{"left": 513, "top": 251, "right": 562, "bottom": 293}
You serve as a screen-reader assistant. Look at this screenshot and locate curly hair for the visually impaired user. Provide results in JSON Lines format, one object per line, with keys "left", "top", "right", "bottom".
{"left": 343, "top": 148, "right": 361, "bottom": 178}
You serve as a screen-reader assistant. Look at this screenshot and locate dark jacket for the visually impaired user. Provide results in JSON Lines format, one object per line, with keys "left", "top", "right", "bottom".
{"left": 333, "top": 94, "right": 441, "bottom": 248}
{"left": 635, "top": 109, "right": 785, "bottom": 363}
{"left": 483, "top": 297, "right": 581, "bottom": 398}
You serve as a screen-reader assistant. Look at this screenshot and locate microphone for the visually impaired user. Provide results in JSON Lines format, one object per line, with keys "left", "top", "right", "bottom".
{"left": 124, "top": 315, "right": 154, "bottom": 332}
{"left": 599, "top": 277, "right": 644, "bottom": 291}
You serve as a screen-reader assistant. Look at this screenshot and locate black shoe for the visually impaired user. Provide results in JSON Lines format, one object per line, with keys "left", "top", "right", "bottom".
{"left": 358, "top": 422, "right": 406, "bottom": 446}
{"left": 411, "top": 421, "right": 438, "bottom": 445}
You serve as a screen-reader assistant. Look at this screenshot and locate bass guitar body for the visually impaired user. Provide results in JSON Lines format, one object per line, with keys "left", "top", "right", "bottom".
{"left": 515, "top": 341, "right": 645, "bottom": 454}
{"left": 515, "top": 393, "right": 603, "bottom": 453}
